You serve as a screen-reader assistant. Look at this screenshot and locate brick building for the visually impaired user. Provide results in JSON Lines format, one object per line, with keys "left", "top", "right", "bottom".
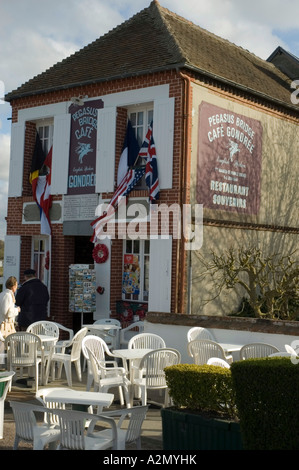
{"left": 4, "top": 1, "right": 299, "bottom": 330}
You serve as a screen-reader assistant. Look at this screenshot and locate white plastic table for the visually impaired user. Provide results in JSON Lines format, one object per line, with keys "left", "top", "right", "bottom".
{"left": 36, "top": 335, "right": 58, "bottom": 384}
{"left": 83, "top": 324, "right": 121, "bottom": 331}
{"left": 112, "top": 348, "right": 153, "bottom": 379}
{"left": 219, "top": 343, "right": 244, "bottom": 360}
{"left": 42, "top": 387, "right": 114, "bottom": 412}
{"left": 83, "top": 324, "right": 121, "bottom": 348}
{"left": 219, "top": 343, "right": 244, "bottom": 352}
{"left": 112, "top": 348, "right": 153, "bottom": 361}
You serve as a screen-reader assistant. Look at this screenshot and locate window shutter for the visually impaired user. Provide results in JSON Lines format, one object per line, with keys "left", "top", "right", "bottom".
{"left": 153, "top": 97, "right": 175, "bottom": 190}
{"left": 51, "top": 114, "right": 71, "bottom": 195}
{"left": 8, "top": 122, "right": 25, "bottom": 197}
{"left": 148, "top": 237, "right": 172, "bottom": 313}
{"left": 96, "top": 107, "right": 117, "bottom": 193}
{"left": 4, "top": 235, "right": 21, "bottom": 283}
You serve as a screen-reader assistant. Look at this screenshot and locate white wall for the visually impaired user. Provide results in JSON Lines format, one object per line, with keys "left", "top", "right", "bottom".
{"left": 144, "top": 321, "right": 298, "bottom": 363}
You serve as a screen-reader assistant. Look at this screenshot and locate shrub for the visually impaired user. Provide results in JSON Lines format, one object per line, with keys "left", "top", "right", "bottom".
{"left": 164, "top": 363, "right": 237, "bottom": 419}
{"left": 231, "top": 357, "right": 299, "bottom": 449}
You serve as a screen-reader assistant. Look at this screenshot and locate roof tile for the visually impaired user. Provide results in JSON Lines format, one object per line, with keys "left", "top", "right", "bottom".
{"left": 5, "top": 1, "right": 297, "bottom": 111}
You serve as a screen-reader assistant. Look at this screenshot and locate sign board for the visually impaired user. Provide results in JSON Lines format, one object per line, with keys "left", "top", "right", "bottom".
{"left": 197, "top": 102, "right": 263, "bottom": 214}
{"left": 68, "top": 99, "right": 104, "bottom": 195}
{"left": 63, "top": 194, "right": 99, "bottom": 221}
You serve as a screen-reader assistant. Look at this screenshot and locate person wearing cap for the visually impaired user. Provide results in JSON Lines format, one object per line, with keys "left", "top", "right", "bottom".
{"left": 15, "top": 269, "right": 50, "bottom": 330}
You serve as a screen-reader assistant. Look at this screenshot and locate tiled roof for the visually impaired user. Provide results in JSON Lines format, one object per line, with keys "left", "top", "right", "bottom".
{"left": 5, "top": 1, "right": 297, "bottom": 111}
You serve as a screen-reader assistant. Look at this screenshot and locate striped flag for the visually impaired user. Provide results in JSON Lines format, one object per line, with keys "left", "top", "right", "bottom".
{"left": 117, "top": 120, "right": 140, "bottom": 185}
{"left": 90, "top": 166, "right": 145, "bottom": 242}
{"left": 35, "top": 147, "right": 52, "bottom": 235}
{"left": 139, "top": 122, "right": 160, "bottom": 201}
{"left": 30, "top": 132, "right": 52, "bottom": 235}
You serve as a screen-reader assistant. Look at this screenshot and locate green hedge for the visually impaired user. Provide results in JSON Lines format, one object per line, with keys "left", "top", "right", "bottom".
{"left": 164, "top": 364, "right": 237, "bottom": 419}
{"left": 231, "top": 357, "right": 299, "bottom": 450}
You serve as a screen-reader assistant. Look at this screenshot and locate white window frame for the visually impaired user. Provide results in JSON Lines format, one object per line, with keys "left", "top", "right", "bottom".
{"left": 128, "top": 103, "right": 153, "bottom": 148}
{"left": 35, "top": 119, "right": 54, "bottom": 156}
{"left": 122, "top": 239, "right": 149, "bottom": 303}
{"left": 126, "top": 104, "right": 153, "bottom": 189}
{"left": 31, "top": 236, "right": 51, "bottom": 290}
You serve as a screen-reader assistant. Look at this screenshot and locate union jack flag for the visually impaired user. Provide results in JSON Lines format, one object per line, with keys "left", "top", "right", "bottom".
{"left": 139, "top": 121, "right": 160, "bottom": 202}
{"left": 90, "top": 166, "right": 145, "bottom": 242}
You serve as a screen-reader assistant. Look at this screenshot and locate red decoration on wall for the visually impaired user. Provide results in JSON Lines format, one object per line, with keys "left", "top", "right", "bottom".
{"left": 96, "top": 286, "right": 105, "bottom": 295}
{"left": 92, "top": 243, "right": 109, "bottom": 264}
{"left": 45, "top": 251, "right": 50, "bottom": 270}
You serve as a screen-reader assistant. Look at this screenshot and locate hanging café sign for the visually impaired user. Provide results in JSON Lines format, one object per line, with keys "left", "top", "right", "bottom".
{"left": 67, "top": 99, "right": 104, "bottom": 195}
{"left": 196, "top": 101, "right": 263, "bottom": 214}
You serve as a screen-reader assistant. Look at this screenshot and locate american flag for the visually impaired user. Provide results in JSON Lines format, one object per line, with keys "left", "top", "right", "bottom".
{"left": 90, "top": 166, "right": 145, "bottom": 242}
{"left": 139, "top": 122, "right": 160, "bottom": 201}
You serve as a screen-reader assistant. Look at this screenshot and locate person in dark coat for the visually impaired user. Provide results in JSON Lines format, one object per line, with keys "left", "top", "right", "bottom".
{"left": 16, "top": 269, "right": 50, "bottom": 330}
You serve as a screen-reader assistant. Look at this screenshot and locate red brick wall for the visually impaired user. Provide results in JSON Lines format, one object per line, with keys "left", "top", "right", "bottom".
{"left": 7, "top": 71, "right": 185, "bottom": 325}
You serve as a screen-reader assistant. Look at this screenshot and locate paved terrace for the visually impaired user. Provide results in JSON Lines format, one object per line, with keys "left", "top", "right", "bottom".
{"left": 0, "top": 365, "right": 163, "bottom": 451}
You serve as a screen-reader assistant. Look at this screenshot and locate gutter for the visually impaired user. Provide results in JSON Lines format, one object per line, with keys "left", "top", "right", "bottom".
{"left": 178, "top": 72, "right": 192, "bottom": 315}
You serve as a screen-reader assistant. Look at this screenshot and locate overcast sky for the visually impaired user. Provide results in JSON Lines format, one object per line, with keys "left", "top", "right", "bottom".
{"left": 0, "top": 0, "right": 298, "bottom": 241}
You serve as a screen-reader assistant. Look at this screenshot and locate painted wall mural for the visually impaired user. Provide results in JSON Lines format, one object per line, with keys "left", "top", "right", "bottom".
{"left": 197, "top": 101, "right": 263, "bottom": 214}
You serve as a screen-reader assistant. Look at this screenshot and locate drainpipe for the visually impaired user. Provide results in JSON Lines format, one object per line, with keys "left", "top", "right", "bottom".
{"left": 179, "top": 71, "right": 192, "bottom": 314}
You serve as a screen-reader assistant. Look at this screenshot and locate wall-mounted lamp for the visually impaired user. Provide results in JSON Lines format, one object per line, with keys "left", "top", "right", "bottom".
{"left": 70, "top": 95, "right": 88, "bottom": 106}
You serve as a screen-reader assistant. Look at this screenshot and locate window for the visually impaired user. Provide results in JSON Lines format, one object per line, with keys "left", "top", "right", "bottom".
{"left": 129, "top": 105, "right": 153, "bottom": 147}
{"left": 128, "top": 105, "right": 153, "bottom": 188}
{"left": 122, "top": 239, "right": 149, "bottom": 302}
{"left": 32, "top": 237, "right": 50, "bottom": 288}
{"left": 37, "top": 122, "right": 54, "bottom": 156}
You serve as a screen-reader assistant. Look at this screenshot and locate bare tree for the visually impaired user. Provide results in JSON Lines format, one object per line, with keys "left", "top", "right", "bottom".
{"left": 195, "top": 247, "right": 299, "bottom": 319}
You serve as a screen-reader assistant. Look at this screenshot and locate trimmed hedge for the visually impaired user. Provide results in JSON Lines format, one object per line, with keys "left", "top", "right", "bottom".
{"left": 164, "top": 363, "right": 237, "bottom": 419}
{"left": 231, "top": 357, "right": 299, "bottom": 450}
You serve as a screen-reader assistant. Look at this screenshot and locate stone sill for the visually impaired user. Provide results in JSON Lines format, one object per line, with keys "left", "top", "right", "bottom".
{"left": 146, "top": 312, "right": 299, "bottom": 336}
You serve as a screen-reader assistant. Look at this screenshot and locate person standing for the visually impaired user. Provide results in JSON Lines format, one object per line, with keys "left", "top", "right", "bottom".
{"left": 16, "top": 269, "right": 49, "bottom": 330}
{"left": 0, "top": 276, "right": 20, "bottom": 341}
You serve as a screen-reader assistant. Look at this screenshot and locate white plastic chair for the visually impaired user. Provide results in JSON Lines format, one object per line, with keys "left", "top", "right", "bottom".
{"left": 0, "top": 371, "right": 15, "bottom": 439}
{"left": 188, "top": 339, "right": 233, "bottom": 365}
{"left": 128, "top": 333, "right": 166, "bottom": 349}
{"left": 207, "top": 357, "right": 231, "bottom": 368}
{"left": 5, "top": 332, "right": 44, "bottom": 392}
{"left": 53, "top": 323, "right": 74, "bottom": 353}
{"left": 82, "top": 335, "right": 120, "bottom": 391}
{"left": 35, "top": 388, "right": 67, "bottom": 427}
{"left": 51, "top": 327, "right": 87, "bottom": 387}
{"left": 86, "top": 347, "right": 131, "bottom": 408}
{"left": 92, "top": 406, "right": 148, "bottom": 450}
{"left": 240, "top": 342, "right": 279, "bottom": 360}
{"left": 9, "top": 401, "right": 61, "bottom": 450}
{"left": 51, "top": 408, "right": 117, "bottom": 450}
{"left": 187, "top": 326, "right": 215, "bottom": 342}
{"left": 27, "top": 321, "right": 59, "bottom": 381}
{"left": 27, "top": 321, "right": 59, "bottom": 338}
{"left": 128, "top": 333, "right": 166, "bottom": 398}
{"left": 91, "top": 319, "right": 121, "bottom": 350}
{"left": 131, "top": 348, "right": 181, "bottom": 407}
{"left": 285, "top": 344, "right": 298, "bottom": 356}
{"left": 119, "top": 321, "right": 145, "bottom": 348}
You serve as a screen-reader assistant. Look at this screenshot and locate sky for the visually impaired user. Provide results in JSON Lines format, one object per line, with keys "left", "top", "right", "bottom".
{"left": 0, "top": 0, "right": 298, "bottom": 241}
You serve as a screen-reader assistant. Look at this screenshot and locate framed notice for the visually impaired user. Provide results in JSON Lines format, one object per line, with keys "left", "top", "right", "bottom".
{"left": 197, "top": 102, "right": 263, "bottom": 214}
